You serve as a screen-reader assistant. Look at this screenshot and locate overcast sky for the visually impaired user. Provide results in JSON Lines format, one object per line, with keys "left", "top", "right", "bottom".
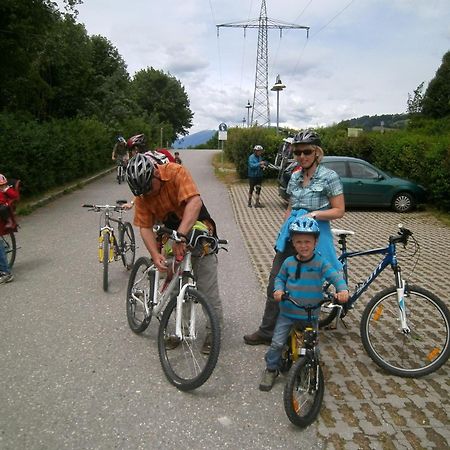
{"left": 69, "top": 0, "right": 449, "bottom": 135}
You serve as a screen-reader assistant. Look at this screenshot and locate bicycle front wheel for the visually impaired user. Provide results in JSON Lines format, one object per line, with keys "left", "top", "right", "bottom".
{"left": 283, "top": 357, "right": 324, "bottom": 427}
{"left": 102, "top": 232, "right": 110, "bottom": 291}
{"left": 119, "top": 222, "right": 136, "bottom": 269}
{"left": 117, "top": 165, "right": 122, "bottom": 184}
{"left": 126, "top": 257, "right": 153, "bottom": 333}
{"left": 360, "top": 285, "right": 450, "bottom": 378}
{"left": 158, "top": 288, "right": 220, "bottom": 391}
{"left": 2, "top": 232, "right": 16, "bottom": 269}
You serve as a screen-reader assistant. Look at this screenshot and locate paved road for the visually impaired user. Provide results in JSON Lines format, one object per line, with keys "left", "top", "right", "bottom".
{"left": 1, "top": 150, "right": 321, "bottom": 450}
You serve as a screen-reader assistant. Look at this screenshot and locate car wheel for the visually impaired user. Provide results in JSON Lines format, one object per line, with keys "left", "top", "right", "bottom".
{"left": 392, "top": 192, "right": 415, "bottom": 213}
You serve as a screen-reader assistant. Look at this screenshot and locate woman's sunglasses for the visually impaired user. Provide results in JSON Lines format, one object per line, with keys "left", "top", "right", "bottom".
{"left": 293, "top": 148, "right": 315, "bottom": 156}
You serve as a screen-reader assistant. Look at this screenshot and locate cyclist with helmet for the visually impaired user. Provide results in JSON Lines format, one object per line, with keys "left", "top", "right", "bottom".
{"left": 245, "top": 129, "right": 346, "bottom": 346}
{"left": 125, "top": 153, "right": 223, "bottom": 354}
{"left": 247, "top": 144, "right": 267, "bottom": 208}
{"left": 259, "top": 217, "right": 348, "bottom": 391}
{"left": 127, "top": 133, "right": 175, "bottom": 163}
{"left": 112, "top": 136, "right": 129, "bottom": 165}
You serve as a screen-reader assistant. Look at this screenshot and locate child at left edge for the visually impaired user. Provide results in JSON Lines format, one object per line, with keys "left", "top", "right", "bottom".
{"left": 259, "top": 216, "right": 349, "bottom": 391}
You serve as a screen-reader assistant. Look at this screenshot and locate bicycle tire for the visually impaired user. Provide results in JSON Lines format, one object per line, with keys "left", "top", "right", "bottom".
{"left": 126, "top": 257, "right": 153, "bottom": 333}
{"left": 102, "top": 231, "right": 110, "bottom": 291}
{"left": 283, "top": 357, "right": 324, "bottom": 427}
{"left": 158, "top": 288, "right": 220, "bottom": 391}
{"left": 117, "top": 165, "right": 122, "bottom": 184}
{"left": 360, "top": 285, "right": 450, "bottom": 378}
{"left": 119, "top": 222, "right": 136, "bottom": 269}
{"left": 2, "top": 232, "right": 16, "bottom": 269}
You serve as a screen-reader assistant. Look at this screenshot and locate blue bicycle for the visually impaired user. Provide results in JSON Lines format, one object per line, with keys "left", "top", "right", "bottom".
{"left": 319, "top": 225, "right": 450, "bottom": 378}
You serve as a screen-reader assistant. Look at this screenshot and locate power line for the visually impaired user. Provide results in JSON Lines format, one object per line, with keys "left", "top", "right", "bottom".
{"left": 217, "top": 0, "right": 309, "bottom": 127}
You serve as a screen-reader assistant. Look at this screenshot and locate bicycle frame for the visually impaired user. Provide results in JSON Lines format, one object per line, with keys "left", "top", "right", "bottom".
{"left": 140, "top": 252, "right": 197, "bottom": 339}
{"left": 336, "top": 235, "right": 409, "bottom": 332}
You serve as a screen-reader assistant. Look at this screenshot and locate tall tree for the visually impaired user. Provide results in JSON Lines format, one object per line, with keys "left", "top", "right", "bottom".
{"left": 422, "top": 51, "right": 450, "bottom": 119}
{"left": 130, "top": 68, "right": 193, "bottom": 139}
{"left": 0, "top": 0, "right": 57, "bottom": 114}
{"left": 407, "top": 82, "right": 424, "bottom": 115}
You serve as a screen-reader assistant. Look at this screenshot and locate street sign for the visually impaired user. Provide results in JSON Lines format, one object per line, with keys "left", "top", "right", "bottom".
{"left": 218, "top": 123, "right": 228, "bottom": 141}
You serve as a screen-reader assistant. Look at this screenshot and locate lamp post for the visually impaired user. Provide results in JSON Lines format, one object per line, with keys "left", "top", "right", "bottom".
{"left": 242, "top": 117, "right": 246, "bottom": 127}
{"left": 271, "top": 75, "right": 286, "bottom": 135}
{"left": 245, "top": 100, "right": 252, "bottom": 128}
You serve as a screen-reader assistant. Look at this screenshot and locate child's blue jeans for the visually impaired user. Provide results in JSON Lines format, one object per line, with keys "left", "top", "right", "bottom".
{"left": 265, "top": 314, "right": 297, "bottom": 371}
{"left": 0, "top": 238, "right": 11, "bottom": 274}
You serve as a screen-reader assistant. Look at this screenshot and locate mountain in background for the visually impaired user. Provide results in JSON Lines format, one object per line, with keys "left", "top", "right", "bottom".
{"left": 172, "top": 130, "right": 215, "bottom": 149}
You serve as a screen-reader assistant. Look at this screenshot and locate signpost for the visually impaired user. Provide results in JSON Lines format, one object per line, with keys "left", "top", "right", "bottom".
{"left": 218, "top": 123, "right": 227, "bottom": 166}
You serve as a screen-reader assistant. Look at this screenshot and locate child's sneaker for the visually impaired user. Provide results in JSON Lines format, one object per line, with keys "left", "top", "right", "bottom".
{"left": 259, "top": 369, "right": 278, "bottom": 391}
{"left": 0, "top": 272, "right": 14, "bottom": 284}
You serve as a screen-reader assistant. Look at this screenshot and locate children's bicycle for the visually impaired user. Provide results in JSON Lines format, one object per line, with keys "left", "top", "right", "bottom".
{"left": 82, "top": 201, "right": 136, "bottom": 291}
{"left": 320, "top": 225, "right": 450, "bottom": 378}
{"left": 126, "top": 225, "right": 228, "bottom": 391}
{"left": 282, "top": 297, "right": 343, "bottom": 428}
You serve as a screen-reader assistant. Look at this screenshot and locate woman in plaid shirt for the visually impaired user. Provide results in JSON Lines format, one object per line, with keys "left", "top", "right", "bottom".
{"left": 244, "top": 129, "right": 345, "bottom": 346}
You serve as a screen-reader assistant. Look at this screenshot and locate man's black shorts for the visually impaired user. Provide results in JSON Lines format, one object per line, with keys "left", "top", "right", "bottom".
{"left": 249, "top": 177, "right": 263, "bottom": 189}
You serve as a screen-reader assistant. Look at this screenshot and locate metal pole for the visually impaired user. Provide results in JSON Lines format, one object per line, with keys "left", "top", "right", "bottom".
{"left": 276, "top": 90, "right": 280, "bottom": 135}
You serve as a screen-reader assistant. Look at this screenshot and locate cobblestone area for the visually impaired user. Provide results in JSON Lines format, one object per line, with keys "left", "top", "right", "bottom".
{"left": 229, "top": 183, "right": 450, "bottom": 450}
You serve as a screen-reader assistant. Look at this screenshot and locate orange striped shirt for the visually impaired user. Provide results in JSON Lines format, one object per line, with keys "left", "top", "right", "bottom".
{"left": 133, "top": 162, "right": 200, "bottom": 228}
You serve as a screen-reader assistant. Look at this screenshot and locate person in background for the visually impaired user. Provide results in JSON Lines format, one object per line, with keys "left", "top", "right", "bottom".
{"left": 244, "top": 129, "right": 345, "bottom": 345}
{"left": 247, "top": 145, "right": 267, "bottom": 208}
{"left": 112, "top": 136, "right": 129, "bottom": 165}
{"left": 174, "top": 152, "right": 182, "bottom": 164}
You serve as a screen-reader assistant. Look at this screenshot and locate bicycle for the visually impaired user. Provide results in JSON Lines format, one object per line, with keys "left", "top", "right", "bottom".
{"left": 1, "top": 233, "right": 16, "bottom": 268}
{"left": 126, "top": 224, "right": 228, "bottom": 391}
{"left": 319, "top": 225, "right": 450, "bottom": 378}
{"left": 116, "top": 158, "right": 127, "bottom": 184}
{"left": 281, "top": 297, "right": 342, "bottom": 428}
{"left": 82, "top": 200, "right": 136, "bottom": 291}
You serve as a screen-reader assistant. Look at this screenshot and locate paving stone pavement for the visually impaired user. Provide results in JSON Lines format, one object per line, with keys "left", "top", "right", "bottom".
{"left": 228, "top": 183, "right": 450, "bottom": 450}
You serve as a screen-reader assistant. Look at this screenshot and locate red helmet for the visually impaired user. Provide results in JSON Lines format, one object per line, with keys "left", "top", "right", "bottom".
{"left": 127, "top": 134, "right": 147, "bottom": 150}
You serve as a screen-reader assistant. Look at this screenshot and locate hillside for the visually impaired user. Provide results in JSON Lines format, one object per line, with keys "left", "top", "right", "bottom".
{"left": 338, "top": 113, "right": 409, "bottom": 130}
{"left": 173, "top": 130, "right": 215, "bottom": 149}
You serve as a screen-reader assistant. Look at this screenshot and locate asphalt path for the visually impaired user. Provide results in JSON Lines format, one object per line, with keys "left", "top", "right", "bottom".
{"left": 1, "top": 150, "right": 321, "bottom": 450}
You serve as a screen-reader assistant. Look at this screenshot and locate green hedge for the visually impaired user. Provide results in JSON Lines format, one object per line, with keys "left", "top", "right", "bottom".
{"left": 0, "top": 113, "right": 111, "bottom": 196}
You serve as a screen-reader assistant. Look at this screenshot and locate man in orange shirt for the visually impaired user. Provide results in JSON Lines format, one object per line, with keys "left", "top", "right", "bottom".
{"left": 126, "top": 154, "right": 222, "bottom": 353}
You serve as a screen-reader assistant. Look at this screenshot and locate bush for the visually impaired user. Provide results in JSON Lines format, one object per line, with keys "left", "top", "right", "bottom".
{"left": 0, "top": 113, "right": 111, "bottom": 196}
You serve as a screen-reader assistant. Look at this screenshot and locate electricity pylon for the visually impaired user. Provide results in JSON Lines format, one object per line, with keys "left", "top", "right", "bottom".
{"left": 217, "top": 0, "right": 309, "bottom": 127}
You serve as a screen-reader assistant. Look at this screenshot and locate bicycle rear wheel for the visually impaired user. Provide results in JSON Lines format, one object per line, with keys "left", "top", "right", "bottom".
{"left": 1, "top": 232, "right": 16, "bottom": 269}
{"left": 126, "top": 257, "right": 153, "bottom": 333}
{"left": 117, "top": 165, "right": 122, "bottom": 184}
{"left": 158, "top": 288, "right": 220, "bottom": 391}
{"left": 283, "top": 357, "right": 324, "bottom": 427}
{"left": 102, "top": 232, "right": 110, "bottom": 291}
{"left": 119, "top": 222, "right": 136, "bottom": 269}
{"left": 360, "top": 285, "right": 450, "bottom": 378}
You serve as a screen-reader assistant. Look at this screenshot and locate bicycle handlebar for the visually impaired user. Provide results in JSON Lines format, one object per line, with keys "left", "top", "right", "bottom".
{"left": 389, "top": 225, "right": 413, "bottom": 246}
{"left": 153, "top": 224, "right": 228, "bottom": 250}
{"left": 281, "top": 294, "right": 341, "bottom": 311}
{"left": 82, "top": 200, "right": 129, "bottom": 212}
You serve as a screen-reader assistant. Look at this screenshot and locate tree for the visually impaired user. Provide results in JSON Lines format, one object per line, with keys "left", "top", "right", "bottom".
{"left": 130, "top": 68, "right": 193, "bottom": 140}
{"left": 0, "top": 0, "right": 57, "bottom": 114}
{"left": 407, "top": 82, "right": 424, "bottom": 115}
{"left": 422, "top": 51, "right": 450, "bottom": 119}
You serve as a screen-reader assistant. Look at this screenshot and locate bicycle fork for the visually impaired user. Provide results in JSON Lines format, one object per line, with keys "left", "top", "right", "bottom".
{"left": 394, "top": 267, "right": 411, "bottom": 334}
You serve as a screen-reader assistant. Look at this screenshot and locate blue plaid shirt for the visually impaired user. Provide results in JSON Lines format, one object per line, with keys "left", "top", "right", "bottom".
{"left": 286, "top": 164, "right": 343, "bottom": 211}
